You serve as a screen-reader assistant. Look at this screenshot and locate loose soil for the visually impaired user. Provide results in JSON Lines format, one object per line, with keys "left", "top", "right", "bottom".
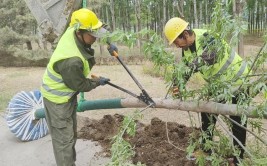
{"left": 78, "top": 114, "right": 197, "bottom": 166}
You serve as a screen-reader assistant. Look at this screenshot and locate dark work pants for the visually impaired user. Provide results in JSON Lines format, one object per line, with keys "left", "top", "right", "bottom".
{"left": 43, "top": 97, "right": 78, "bottom": 166}
{"left": 201, "top": 96, "right": 247, "bottom": 165}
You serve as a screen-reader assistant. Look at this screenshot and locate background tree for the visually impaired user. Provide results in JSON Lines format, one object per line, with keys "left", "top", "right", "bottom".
{"left": 0, "top": 0, "right": 36, "bottom": 51}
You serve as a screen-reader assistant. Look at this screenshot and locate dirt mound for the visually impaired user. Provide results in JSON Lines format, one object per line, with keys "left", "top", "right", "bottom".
{"left": 78, "top": 114, "right": 197, "bottom": 166}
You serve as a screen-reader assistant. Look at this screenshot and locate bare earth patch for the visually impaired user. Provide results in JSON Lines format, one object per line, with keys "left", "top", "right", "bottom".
{"left": 78, "top": 114, "right": 197, "bottom": 166}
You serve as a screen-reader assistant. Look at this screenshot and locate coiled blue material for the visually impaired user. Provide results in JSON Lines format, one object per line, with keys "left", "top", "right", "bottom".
{"left": 6, "top": 90, "right": 48, "bottom": 141}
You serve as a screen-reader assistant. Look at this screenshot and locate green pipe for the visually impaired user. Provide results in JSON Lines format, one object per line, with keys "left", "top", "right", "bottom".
{"left": 34, "top": 98, "right": 124, "bottom": 119}
{"left": 35, "top": 108, "right": 46, "bottom": 119}
{"left": 77, "top": 98, "right": 123, "bottom": 112}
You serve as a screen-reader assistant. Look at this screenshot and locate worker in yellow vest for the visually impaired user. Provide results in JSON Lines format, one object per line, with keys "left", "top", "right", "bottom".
{"left": 164, "top": 17, "right": 249, "bottom": 166}
{"left": 41, "top": 8, "right": 116, "bottom": 166}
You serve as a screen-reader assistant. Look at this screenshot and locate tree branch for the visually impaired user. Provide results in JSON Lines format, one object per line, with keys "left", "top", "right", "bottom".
{"left": 120, "top": 98, "right": 266, "bottom": 119}
{"left": 222, "top": 115, "right": 267, "bottom": 146}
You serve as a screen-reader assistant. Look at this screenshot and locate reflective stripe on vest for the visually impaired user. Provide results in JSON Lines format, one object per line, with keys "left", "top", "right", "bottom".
{"left": 41, "top": 27, "right": 90, "bottom": 104}
{"left": 212, "top": 49, "right": 235, "bottom": 79}
{"left": 47, "top": 69, "right": 64, "bottom": 83}
{"left": 42, "top": 69, "right": 75, "bottom": 97}
{"left": 235, "top": 61, "right": 247, "bottom": 78}
{"left": 42, "top": 83, "right": 75, "bottom": 97}
{"left": 183, "top": 29, "right": 248, "bottom": 82}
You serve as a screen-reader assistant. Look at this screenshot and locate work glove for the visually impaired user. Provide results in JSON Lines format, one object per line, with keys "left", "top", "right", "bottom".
{"left": 98, "top": 76, "right": 110, "bottom": 86}
{"left": 107, "top": 44, "right": 118, "bottom": 56}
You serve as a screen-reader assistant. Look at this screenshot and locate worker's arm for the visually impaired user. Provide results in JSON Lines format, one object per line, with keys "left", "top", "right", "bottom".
{"left": 189, "top": 50, "right": 217, "bottom": 70}
{"left": 171, "top": 53, "right": 194, "bottom": 97}
{"left": 54, "top": 57, "right": 100, "bottom": 92}
{"left": 172, "top": 49, "right": 217, "bottom": 95}
{"left": 181, "top": 50, "right": 217, "bottom": 83}
{"left": 180, "top": 51, "right": 198, "bottom": 83}
{"left": 186, "top": 36, "right": 218, "bottom": 76}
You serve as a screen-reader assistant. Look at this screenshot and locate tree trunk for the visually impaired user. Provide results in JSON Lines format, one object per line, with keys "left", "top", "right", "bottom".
{"left": 234, "top": 0, "right": 244, "bottom": 57}
{"left": 193, "top": 0, "right": 198, "bottom": 28}
{"left": 126, "top": 0, "right": 131, "bottom": 32}
{"left": 162, "top": 0, "right": 166, "bottom": 37}
{"left": 205, "top": 0, "right": 208, "bottom": 24}
{"left": 199, "top": 1, "right": 203, "bottom": 27}
{"left": 175, "top": 0, "right": 184, "bottom": 18}
{"left": 236, "top": 0, "right": 244, "bottom": 57}
{"left": 77, "top": 98, "right": 266, "bottom": 119}
{"left": 134, "top": 0, "right": 141, "bottom": 48}
{"left": 105, "top": 5, "right": 109, "bottom": 26}
{"left": 256, "top": 1, "right": 260, "bottom": 36}
{"left": 26, "top": 40, "right": 32, "bottom": 50}
{"left": 109, "top": 0, "right": 116, "bottom": 31}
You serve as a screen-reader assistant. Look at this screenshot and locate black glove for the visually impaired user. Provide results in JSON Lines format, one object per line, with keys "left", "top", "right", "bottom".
{"left": 107, "top": 44, "right": 118, "bottom": 56}
{"left": 98, "top": 76, "right": 110, "bottom": 86}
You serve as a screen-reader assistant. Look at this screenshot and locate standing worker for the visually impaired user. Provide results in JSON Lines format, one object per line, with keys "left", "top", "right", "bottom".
{"left": 40, "top": 8, "right": 117, "bottom": 166}
{"left": 164, "top": 17, "right": 249, "bottom": 166}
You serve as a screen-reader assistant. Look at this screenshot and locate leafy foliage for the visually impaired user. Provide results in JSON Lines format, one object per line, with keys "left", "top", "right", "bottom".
{"left": 0, "top": 0, "right": 37, "bottom": 57}
{"left": 107, "top": 111, "right": 145, "bottom": 166}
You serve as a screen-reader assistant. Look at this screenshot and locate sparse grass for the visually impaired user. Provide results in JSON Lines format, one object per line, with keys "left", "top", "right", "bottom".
{"left": 0, "top": 72, "right": 26, "bottom": 111}
{"left": 0, "top": 92, "right": 12, "bottom": 111}
{"left": 243, "top": 34, "right": 265, "bottom": 46}
{"left": 7, "top": 72, "right": 28, "bottom": 78}
{"left": 92, "top": 43, "right": 143, "bottom": 57}
{"left": 142, "top": 61, "right": 165, "bottom": 77}
{"left": 244, "top": 139, "right": 267, "bottom": 165}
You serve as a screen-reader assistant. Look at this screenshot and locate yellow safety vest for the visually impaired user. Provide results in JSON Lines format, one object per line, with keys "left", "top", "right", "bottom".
{"left": 183, "top": 29, "right": 248, "bottom": 84}
{"left": 41, "top": 27, "right": 90, "bottom": 104}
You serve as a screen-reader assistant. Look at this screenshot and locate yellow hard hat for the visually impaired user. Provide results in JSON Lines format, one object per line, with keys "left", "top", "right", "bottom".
{"left": 69, "top": 8, "right": 102, "bottom": 30}
{"left": 164, "top": 17, "right": 189, "bottom": 45}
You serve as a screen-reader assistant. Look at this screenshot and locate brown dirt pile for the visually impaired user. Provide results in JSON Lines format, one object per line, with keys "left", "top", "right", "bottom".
{"left": 78, "top": 114, "right": 197, "bottom": 166}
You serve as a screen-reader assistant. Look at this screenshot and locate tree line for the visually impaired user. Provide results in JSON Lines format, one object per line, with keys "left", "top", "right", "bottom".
{"left": 0, "top": 0, "right": 266, "bottom": 54}
{"left": 93, "top": 0, "right": 266, "bottom": 36}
